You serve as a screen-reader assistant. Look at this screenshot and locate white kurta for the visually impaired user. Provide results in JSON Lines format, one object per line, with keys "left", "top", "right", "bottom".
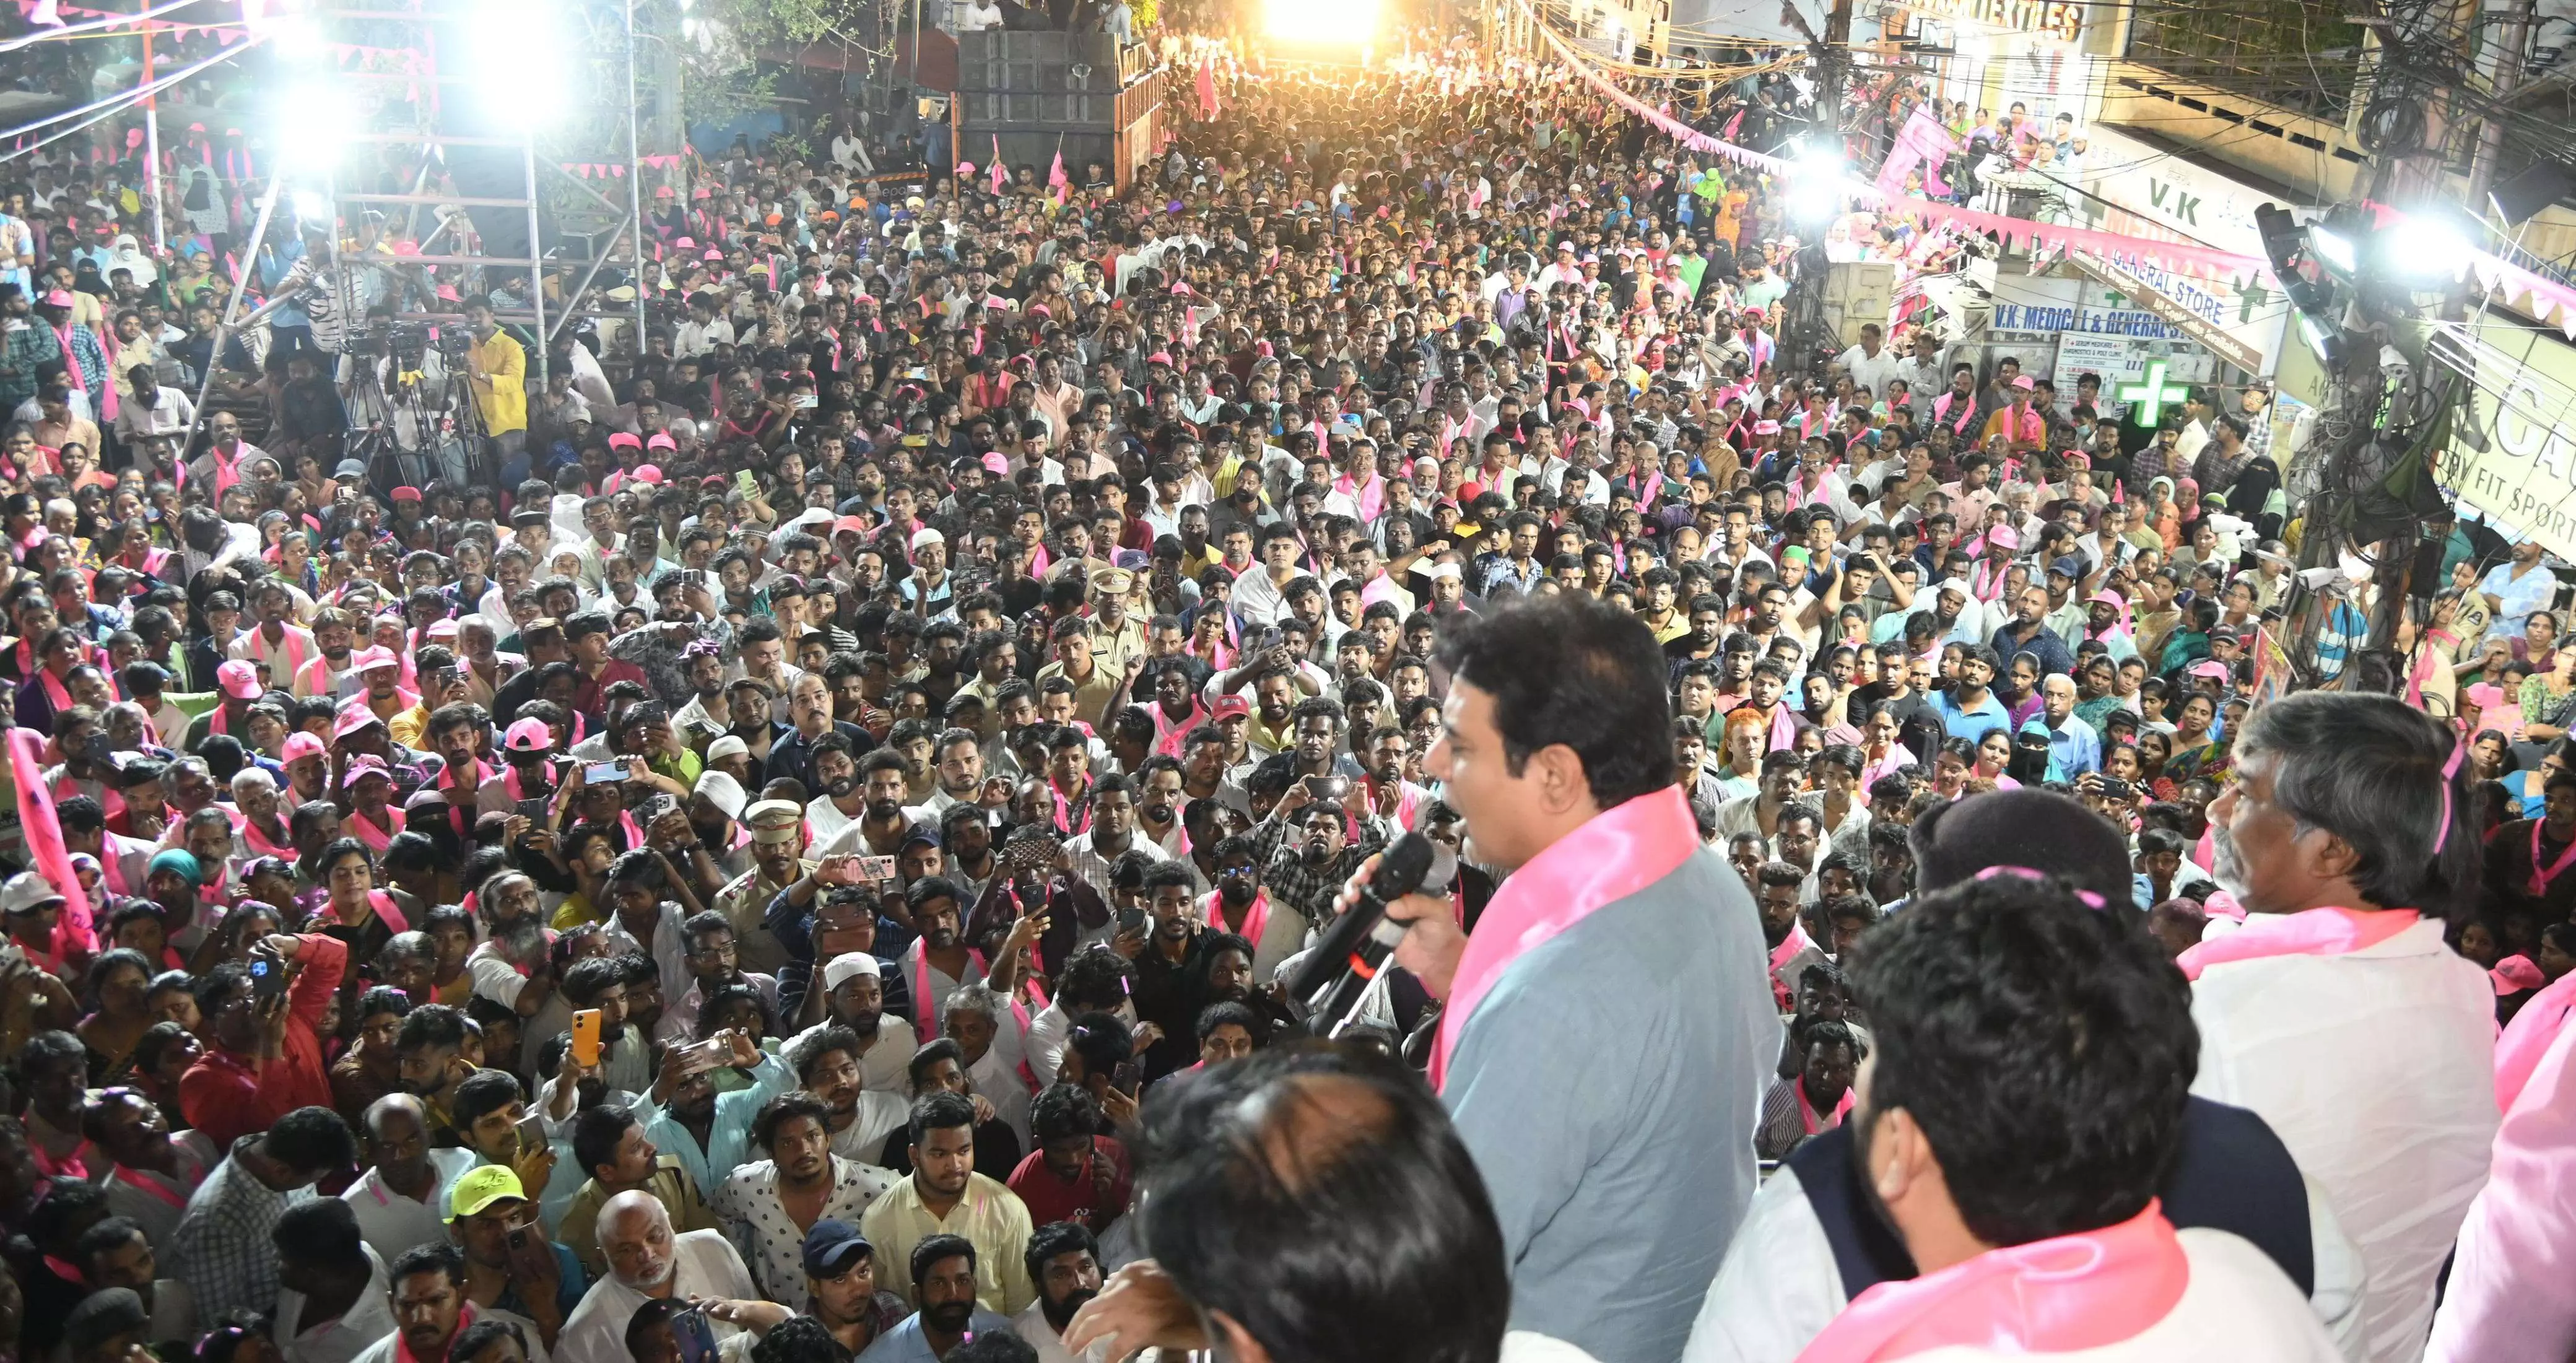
{"left": 1892, "top": 1229, "right": 2343, "bottom": 1362}
{"left": 554, "top": 1230, "right": 756, "bottom": 1363}
{"left": 2188, "top": 917, "right": 2498, "bottom": 1363}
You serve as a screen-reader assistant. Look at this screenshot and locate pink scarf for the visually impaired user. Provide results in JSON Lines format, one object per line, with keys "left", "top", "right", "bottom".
{"left": 1204, "top": 887, "right": 1269, "bottom": 949}
{"left": 1795, "top": 1075, "right": 1855, "bottom": 1134}
{"left": 1433, "top": 785, "right": 1699, "bottom": 1089}
{"left": 2175, "top": 906, "right": 2422, "bottom": 981}
{"left": 1799, "top": 1203, "right": 2189, "bottom": 1362}
{"left": 2495, "top": 970, "right": 2576, "bottom": 1112}
{"left": 346, "top": 806, "right": 404, "bottom": 854}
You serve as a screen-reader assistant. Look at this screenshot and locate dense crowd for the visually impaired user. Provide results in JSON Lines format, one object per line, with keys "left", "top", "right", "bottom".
{"left": 0, "top": 12, "right": 2566, "bottom": 1363}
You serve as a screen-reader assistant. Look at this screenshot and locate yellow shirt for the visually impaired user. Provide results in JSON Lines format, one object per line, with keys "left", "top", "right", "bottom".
{"left": 858, "top": 1171, "right": 1035, "bottom": 1314}
{"left": 468, "top": 328, "right": 528, "bottom": 434}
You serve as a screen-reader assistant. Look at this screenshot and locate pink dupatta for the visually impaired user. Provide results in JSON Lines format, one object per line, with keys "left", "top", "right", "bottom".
{"left": 1798, "top": 1203, "right": 2189, "bottom": 1362}
{"left": 2175, "top": 905, "right": 2422, "bottom": 981}
{"left": 1432, "top": 785, "right": 1699, "bottom": 1090}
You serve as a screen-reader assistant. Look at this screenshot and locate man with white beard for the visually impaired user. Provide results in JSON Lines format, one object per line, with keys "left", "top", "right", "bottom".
{"left": 552, "top": 1190, "right": 757, "bottom": 1363}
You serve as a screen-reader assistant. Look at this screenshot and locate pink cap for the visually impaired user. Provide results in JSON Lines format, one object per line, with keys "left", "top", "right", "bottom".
{"left": 2496, "top": 954, "right": 2546, "bottom": 994}
{"left": 331, "top": 704, "right": 384, "bottom": 739}
{"left": 2186, "top": 659, "right": 2232, "bottom": 680}
{"left": 647, "top": 432, "right": 677, "bottom": 451}
{"left": 832, "top": 515, "right": 869, "bottom": 538}
{"left": 391, "top": 486, "right": 422, "bottom": 502}
{"left": 633, "top": 464, "right": 664, "bottom": 484}
{"left": 41, "top": 289, "right": 71, "bottom": 308}
{"left": 981, "top": 452, "right": 1009, "bottom": 475}
{"left": 1752, "top": 420, "right": 1781, "bottom": 435}
{"left": 703, "top": 248, "right": 724, "bottom": 261}
{"left": 341, "top": 754, "right": 391, "bottom": 788}
{"left": 2087, "top": 590, "right": 2127, "bottom": 610}
{"left": 350, "top": 645, "right": 399, "bottom": 673}
{"left": 608, "top": 432, "right": 642, "bottom": 450}
{"left": 2011, "top": 374, "right": 2037, "bottom": 390}
{"left": 426, "top": 619, "right": 460, "bottom": 640}
{"left": 503, "top": 716, "right": 554, "bottom": 752}
{"left": 282, "top": 731, "right": 326, "bottom": 764}
{"left": 1987, "top": 525, "right": 2021, "bottom": 549}
{"left": 215, "top": 659, "right": 263, "bottom": 699}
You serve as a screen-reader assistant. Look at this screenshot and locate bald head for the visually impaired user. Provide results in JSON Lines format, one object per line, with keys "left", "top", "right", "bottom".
{"left": 599, "top": 1188, "right": 677, "bottom": 1289}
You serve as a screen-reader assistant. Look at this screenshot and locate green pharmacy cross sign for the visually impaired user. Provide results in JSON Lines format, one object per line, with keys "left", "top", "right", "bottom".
{"left": 2118, "top": 359, "right": 2188, "bottom": 428}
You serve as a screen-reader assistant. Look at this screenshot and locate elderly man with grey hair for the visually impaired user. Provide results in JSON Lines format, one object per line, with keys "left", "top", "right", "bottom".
{"left": 554, "top": 1189, "right": 756, "bottom": 1363}
{"left": 231, "top": 764, "right": 297, "bottom": 861}
{"left": 941, "top": 983, "right": 1033, "bottom": 1149}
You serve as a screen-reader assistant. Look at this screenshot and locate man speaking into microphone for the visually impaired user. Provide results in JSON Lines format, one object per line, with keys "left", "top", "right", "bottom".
{"left": 1341, "top": 592, "right": 1777, "bottom": 1362}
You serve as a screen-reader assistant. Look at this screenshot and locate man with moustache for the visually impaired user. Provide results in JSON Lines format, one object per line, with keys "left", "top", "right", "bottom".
{"left": 855, "top": 1235, "right": 1013, "bottom": 1363}
{"left": 1012, "top": 1222, "right": 1107, "bottom": 1363}
{"left": 351, "top": 1243, "right": 550, "bottom": 1363}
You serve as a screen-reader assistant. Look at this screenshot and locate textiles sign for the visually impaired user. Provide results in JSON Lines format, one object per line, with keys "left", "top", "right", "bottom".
{"left": 1907, "top": 0, "right": 2087, "bottom": 42}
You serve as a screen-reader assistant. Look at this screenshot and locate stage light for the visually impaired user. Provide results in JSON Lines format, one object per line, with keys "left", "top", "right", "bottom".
{"left": 468, "top": 0, "right": 569, "bottom": 127}
{"left": 1264, "top": 0, "right": 1382, "bottom": 45}
{"left": 2307, "top": 225, "right": 2356, "bottom": 275}
{"left": 2380, "top": 212, "right": 2472, "bottom": 283}
{"left": 271, "top": 85, "right": 354, "bottom": 170}
{"left": 1785, "top": 145, "right": 1848, "bottom": 225}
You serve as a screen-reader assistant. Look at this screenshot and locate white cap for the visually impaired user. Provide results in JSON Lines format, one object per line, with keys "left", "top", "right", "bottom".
{"left": 910, "top": 526, "right": 946, "bottom": 550}
{"left": 0, "top": 871, "right": 66, "bottom": 917}
{"left": 706, "top": 734, "right": 751, "bottom": 765}
{"left": 1422, "top": 561, "right": 1463, "bottom": 582}
{"left": 693, "top": 770, "right": 748, "bottom": 821}
{"left": 822, "top": 952, "right": 882, "bottom": 990}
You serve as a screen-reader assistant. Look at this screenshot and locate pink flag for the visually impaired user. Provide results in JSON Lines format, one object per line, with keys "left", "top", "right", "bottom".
{"left": 1196, "top": 57, "right": 1219, "bottom": 120}
{"left": 1875, "top": 105, "right": 1959, "bottom": 198}
{"left": 28, "top": 0, "right": 63, "bottom": 25}
{"left": 1047, "top": 146, "right": 1068, "bottom": 205}
{"left": 990, "top": 136, "right": 1006, "bottom": 196}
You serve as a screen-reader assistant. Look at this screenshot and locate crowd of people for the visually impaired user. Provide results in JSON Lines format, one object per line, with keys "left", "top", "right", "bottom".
{"left": 0, "top": 10, "right": 2569, "bottom": 1363}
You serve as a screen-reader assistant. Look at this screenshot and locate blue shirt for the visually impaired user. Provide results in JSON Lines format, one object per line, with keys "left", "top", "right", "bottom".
{"left": 637, "top": 1049, "right": 798, "bottom": 1197}
{"left": 853, "top": 1309, "right": 1014, "bottom": 1363}
{"left": 1443, "top": 838, "right": 1774, "bottom": 1362}
{"left": 1928, "top": 688, "right": 2011, "bottom": 745}
{"left": 2044, "top": 715, "right": 2104, "bottom": 778}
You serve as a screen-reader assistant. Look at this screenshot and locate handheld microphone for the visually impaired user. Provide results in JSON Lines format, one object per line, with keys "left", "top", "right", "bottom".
{"left": 1295, "top": 831, "right": 1457, "bottom": 1037}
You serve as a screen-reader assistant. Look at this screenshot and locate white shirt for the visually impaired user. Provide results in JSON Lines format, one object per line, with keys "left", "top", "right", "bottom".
{"left": 1682, "top": 1154, "right": 2366, "bottom": 1363}
{"left": 340, "top": 1148, "right": 478, "bottom": 1269}
{"left": 1835, "top": 343, "right": 1900, "bottom": 401}
{"left": 786, "top": 1013, "right": 918, "bottom": 1094}
{"left": 1012, "top": 1299, "right": 1110, "bottom": 1363}
{"left": 555, "top": 1231, "right": 757, "bottom": 1363}
{"left": 276, "top": 1246, "right": 396, "bottom": 1363}
{"left": 2188, "top": 916, "right": 2497, "bottom": 1363}
{"left": 707, "top": 1156, "right": 898, "bottom": 1310}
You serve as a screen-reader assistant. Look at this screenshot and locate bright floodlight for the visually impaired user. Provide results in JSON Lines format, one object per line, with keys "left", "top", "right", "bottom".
{"left": 2307, "top": 225, "right": 2356, "bottom": 274}
{"left": 1265, "top": 0, "right": 1381, "bottom": 44}
{"left": 272, "top": 85, "right": 353, "bottom": 170}
{"left": 2382, "top": 213, "right": 2473, "bottom": 282}
{"left": 470, "top": 0, "right": 568, "bottom": 126}
{"left": 1786, "top": 146, "right": 1848, "bottom": 224}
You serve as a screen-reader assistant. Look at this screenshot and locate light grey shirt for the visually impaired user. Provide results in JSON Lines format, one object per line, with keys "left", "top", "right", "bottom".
{"left": 1443, "top": 844, "right": 1776, "bottom": 1363}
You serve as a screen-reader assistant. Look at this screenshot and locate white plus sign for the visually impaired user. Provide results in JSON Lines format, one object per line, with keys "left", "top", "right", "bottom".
{"left": 2118, "top": 360, "right": 2188, "bottom": 427}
